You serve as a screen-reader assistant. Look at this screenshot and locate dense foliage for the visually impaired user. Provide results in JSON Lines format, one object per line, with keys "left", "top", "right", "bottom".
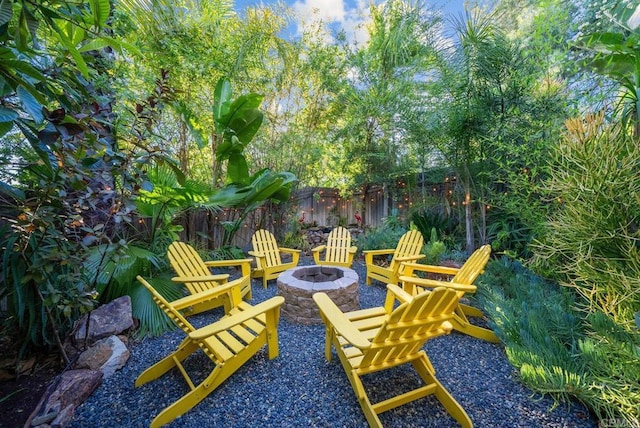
{"left": 477, "top": 257, "right": 640, "bottom": 425}
{"left": 0, "top": 0, "right": 639, "bottom": 422}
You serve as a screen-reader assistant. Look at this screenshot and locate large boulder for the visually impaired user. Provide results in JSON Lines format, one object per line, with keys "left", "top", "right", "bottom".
{"left": 75, "top": 335, "right": 130, "bottom": 378}
{"left": 26, "top": 369, "right": 102, "bottom": 428}
{"left": 73, "top": 296, "right": 133, "bottom": 346}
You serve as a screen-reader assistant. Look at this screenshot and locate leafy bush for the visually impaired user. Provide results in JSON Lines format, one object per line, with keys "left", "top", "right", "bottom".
{"left": 476, "top": 256, "right": 640, "bottom": 424}
{"left": 358, "top": 226, "right": 408, "bottom": 252}
{"left": 422, "top": 228, "right": 446, "bottom": 264}
{"left": 208, "top": 245, "right": 247, "bottom": 261}
{"left": 281, "top": 230, "right": 311, "bottom": 252}
{"left": 411, "top": 205, "right": 458, "bottom": 240}
{"left": 532, "top": 113, "right": 640, "bottom": 322}
{"left": 485, "top": 207, "right": 534, "bottom": 258}
{"left": 381, "top": 208, "right": 405, "bottom": 232}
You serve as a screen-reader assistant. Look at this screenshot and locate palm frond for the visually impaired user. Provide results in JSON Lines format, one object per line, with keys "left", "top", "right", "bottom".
{"left": 130, "top": 275, "right": 186, "bottom": 338}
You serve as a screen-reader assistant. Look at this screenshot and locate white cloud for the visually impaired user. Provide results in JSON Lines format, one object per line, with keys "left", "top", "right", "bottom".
{"left": 292, "top": 0, "right": 373, "bottom": 45}
{"left": 341, "top": 0, "right": 372, "bottom": 46}
{"left": 292, "top": 0, "right": 346, "bottom": 24}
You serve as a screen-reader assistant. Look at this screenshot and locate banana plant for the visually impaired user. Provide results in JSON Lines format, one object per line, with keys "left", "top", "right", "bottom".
{"left": 576, "top": 6, "right": 640, "bottom": 139}
{"left": 206, "top": 77, "right": 297, "bottom": 246}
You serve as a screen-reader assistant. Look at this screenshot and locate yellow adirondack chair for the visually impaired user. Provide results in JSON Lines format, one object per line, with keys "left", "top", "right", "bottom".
{"left": 363, "top": 229, "right": 425, "bottom": 285}
{"left": 399, "top": 244, "right": 498, "bottom": 343}
{"left": 311, "top": 226, "right": 358, "bottom": 268}
{"left": 313, "top": 283, "right": 474, "bottom": 428}
{"left": 135, "top": 275, "right": 285, "bottom": 428}
{"left": 249, "top": 229, "right": 301, "bottom": 288}
{"left": 167, "top": 241, "right": 253, "bottom": 315}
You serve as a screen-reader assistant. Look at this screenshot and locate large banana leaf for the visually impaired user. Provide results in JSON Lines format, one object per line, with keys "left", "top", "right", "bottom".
{"left": 213, "top": 77, "right": 264, "bottom": 161}
{"left": 207, "top": 169, "right": 297, "bottom": 246}
{"left": 209, "top": 169, "right": 296, "bottom": 208}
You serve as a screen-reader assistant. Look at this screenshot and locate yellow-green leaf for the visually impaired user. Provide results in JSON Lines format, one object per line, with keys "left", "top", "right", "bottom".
{"left": 90, "top": 0, "right": 110, "bottom": 28}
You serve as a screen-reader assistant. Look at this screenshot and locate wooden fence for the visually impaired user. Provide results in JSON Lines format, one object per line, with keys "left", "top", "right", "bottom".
{"left": 176, "top": 181, "right": 448, "bottom": 249}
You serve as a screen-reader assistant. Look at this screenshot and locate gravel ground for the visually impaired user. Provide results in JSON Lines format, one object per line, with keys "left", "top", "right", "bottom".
{"left": 71, "top": 257, "right": 597, "bottom": 428}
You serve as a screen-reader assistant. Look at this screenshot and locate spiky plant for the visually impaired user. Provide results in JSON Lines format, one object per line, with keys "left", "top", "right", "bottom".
{"left": 533, "top": 112, "right": 640, "bottom": 324}
{"left": 476, "top": 257, "right": 640, "bottom": 424}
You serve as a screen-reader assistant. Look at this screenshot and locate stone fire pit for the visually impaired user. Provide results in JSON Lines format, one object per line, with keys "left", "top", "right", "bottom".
{"left": 277, "top": 266, "right": 359, "bottom": 324}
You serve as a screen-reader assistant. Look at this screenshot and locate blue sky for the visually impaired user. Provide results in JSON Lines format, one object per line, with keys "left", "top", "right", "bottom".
{"left": 234, "top": 0, "right": 469, "bottom": 43}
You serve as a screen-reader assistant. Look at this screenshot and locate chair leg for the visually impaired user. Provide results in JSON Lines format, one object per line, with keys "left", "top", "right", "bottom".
{"left": 265, "top": 309, "right": 282, "bottom": 360}
{"left": 459, "top": 303, "right": 484, "bottom": 317}
{"left": 412, "top": 355, "right": 473, "bottom": 428}
{"left": 323, "top": 325, "right": 334, "bottom": 361}
{"left": 150, "top": 365, "right": 225, "bottom": 428}
{"left": 348, "top": 368, "right": 383, "bottom": 428}
{"left": 150, "top": 333, "right": 270, "bottom": 427}
{"left": 452, "top": 308, "right": 500, "bottom": 343}
{"left": 135, "top": 339, "right": 199, "bottom": 387}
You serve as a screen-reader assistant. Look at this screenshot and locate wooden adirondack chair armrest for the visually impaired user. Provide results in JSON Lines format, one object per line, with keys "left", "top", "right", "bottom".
{"left": 203, "top": 258, "right": 253, "bottom": 267}
{"left": 386, "top": 283, "right": 412, "bottom": 303}
{"left": 248, "top": 250, "right": 264, "bottom": 258}
{"left": 279, "top": 247, "right": 301, "bottom": 254}
{"left": 348, "top": 246, "right": 358, "bottom": 254}
{"left": 311, "top": 245, "right": 327, "bottom": 253}
{"left": 401, "top": 262, "right": 460, "bottom": 277}
{"left": 171, "top": 274, "right": 230, "bottom": 283}
{"left": 399, "top": 275, "right": 477, "bottom": 295}
{"left": 204, "top": 259, "right": 253, "bottom": 277}
{"left": 395, "top": 255, "right": 426, "bottom": 263}
{"left": 189, "top": 296, "right": 285, "bottom": 340}
{"left": 363, "top": 249, "right": 394, "bottom": 264}
{"left": 313, "top": 292, "right": 371, "bottom": 350}
{"left": 363, "top": 249, "right": 394, "bottom": 256}
{"left": 383, "top": 283, "right": 413, "bottom": 312}
{"left": 171, "top": 277, "right": 247, "bottom": 310}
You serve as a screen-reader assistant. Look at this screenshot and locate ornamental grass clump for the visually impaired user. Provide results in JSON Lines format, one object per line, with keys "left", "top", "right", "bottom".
{"left": 476, "top": 257, "right": 640, "bottom": 425}
{"left": 480, "top": 111, "right": 640, "bottom": 425}
{"left": 533, "top": 112, "right": 640, "bottom": 324}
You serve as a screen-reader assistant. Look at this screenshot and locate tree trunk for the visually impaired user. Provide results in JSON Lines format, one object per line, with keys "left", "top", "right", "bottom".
{"left": 361, "top": 183, "right": 370, "bottom": 229}
{"left": 465, "top": 190, "right": 475, "bottom": 253}
{"left": 478, "top": 201, "right": 487, "bottom": 245}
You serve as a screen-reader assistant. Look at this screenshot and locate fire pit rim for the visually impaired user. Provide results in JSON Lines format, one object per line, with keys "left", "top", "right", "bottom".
{"left": 277, "top": 266, "right": 358, "bottom": 291}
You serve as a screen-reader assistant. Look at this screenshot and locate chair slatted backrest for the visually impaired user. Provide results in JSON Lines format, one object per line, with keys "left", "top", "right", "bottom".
{"left": 452, "top": 245, "right": 491, "bottom": 285}
{"left": 362, "top": 287, "right": 459, "bottom": 368}
{"left": 325, "top": 227, "right": 352, "bottom": 264}
{"left": 389, "top": 230, "right": 424, "bottom": 272}
{"left": 251, "top": 229, "right": 282, "bottom": 270}
{"left": 167, "top": 241, "right": 220, "bottom": 295}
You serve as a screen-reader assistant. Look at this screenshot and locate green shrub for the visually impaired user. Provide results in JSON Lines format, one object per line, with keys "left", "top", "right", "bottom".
{"left": 485, "top": 208, "right": 534, "bottom": 258}
{"left": 358, "top": 226, "right": 408, "bottom": 252}
{"left": 532, "top": 113, "right": 640, "bottom": 322}
{"left": 422, "top": 228, "right": 446, "bottom": 264}
{"left": 476, "top": 256, "right": 640, "bottom": 424}
{"left": 411, "top": 205, "right": 459, "bottom": 241}
{"left": 208, "top": 245, "right": 247, "bottom": 261}
{"left": 281, "top": 230, "right": 311, "bottom": 252}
